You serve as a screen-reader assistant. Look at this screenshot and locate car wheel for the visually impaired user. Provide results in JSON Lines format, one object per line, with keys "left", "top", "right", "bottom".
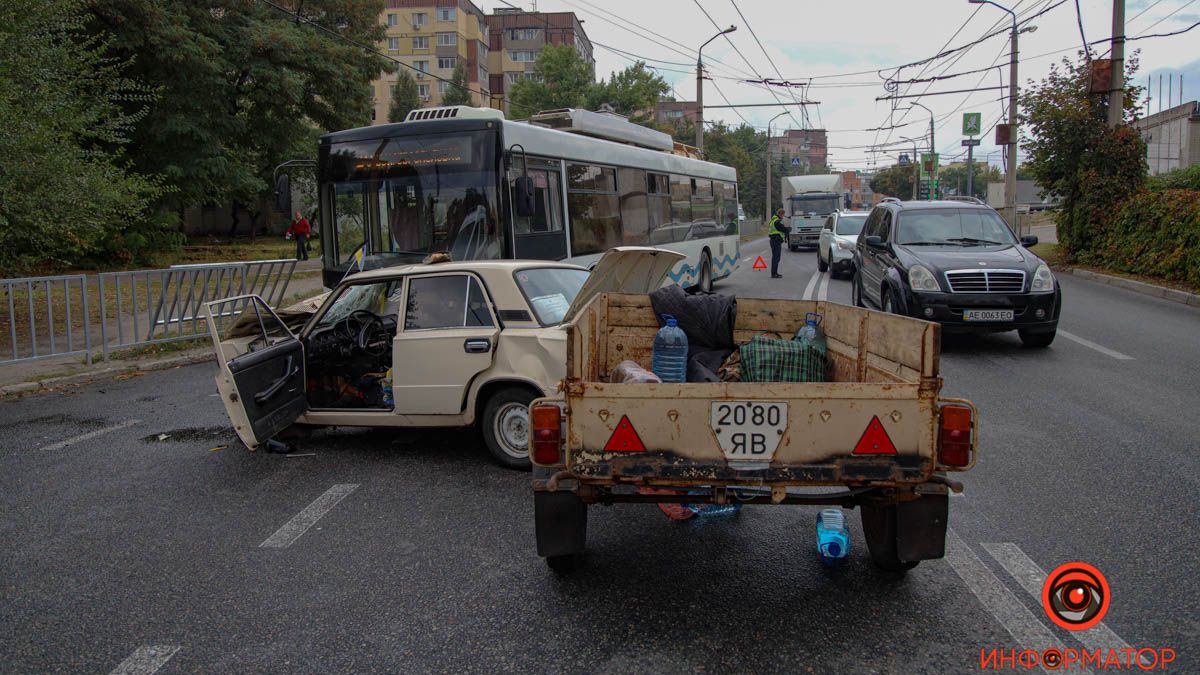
{"left": 482, "top": 387, "right": 535, "bottom": 470}
{"left": 861, "top": 504, "right": 920, "bottom": 573}
{"left": 852, "top": 269, "right": 865, "bottom": 307}
{"left": 817, "top": 249, "right": 828, "bottom": 273}
{"left": 1018, "top": 328, "right": 1056, "bottom": 348}
{"left": 698, "top": 250, "right": 713, "bottom": 293}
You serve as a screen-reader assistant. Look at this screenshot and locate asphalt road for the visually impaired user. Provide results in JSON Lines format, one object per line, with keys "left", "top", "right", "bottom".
{"left": 2, "top": 241, "right": 1196, "bottom": 673}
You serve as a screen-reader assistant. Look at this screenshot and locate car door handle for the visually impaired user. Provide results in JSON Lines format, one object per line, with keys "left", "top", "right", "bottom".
{"left": 254, "top": 355, "right": 299, "bottom": 405}
{"left": 464, "top": 338, "right": 491, "bottom": 354}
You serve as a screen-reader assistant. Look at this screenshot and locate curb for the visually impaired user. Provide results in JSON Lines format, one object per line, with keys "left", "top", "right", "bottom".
{"left": 1069, "top": 268, "right": 1200, "bottom": 307}
{"left": 0, "top": 351, "right": 215, "bottom": 398}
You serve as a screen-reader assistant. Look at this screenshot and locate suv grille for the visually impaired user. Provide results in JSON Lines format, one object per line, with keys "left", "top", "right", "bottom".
{"left": 944, "top": 269, "right": 1026, "bottom": 293}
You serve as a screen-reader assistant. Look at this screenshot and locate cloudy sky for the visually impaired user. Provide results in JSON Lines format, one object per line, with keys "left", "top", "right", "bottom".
{"left": 478, "top": 0, "right": 1199, "bottom": 170}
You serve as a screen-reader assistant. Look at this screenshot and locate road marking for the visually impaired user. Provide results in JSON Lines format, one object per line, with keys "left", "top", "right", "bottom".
{"left": 817, "top": 272, "right": 831, "bottom": 302}
{"left": 110, "top": 645, "right": 180, "bottom": 675}
{"left": 802, "top": 272, "right": 820, "bottom": 300}
{"left": 259, "top": 484, "right": 359, "bottom": 548}
{"left": 944, "top": 529, "right": 1078, "bottom": 674}
{"left": 983, "top": 543, "right": 1141, "bottom": 662}
{"left": 1057, "top": 330, "right": 1134, "bottom": 360}
{"left": 37, "top": 419, "right": 143, "bottom": 451}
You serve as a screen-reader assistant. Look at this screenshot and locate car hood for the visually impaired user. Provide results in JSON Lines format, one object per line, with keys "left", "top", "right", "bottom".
{"left": 897, "top": 243, "right": 1036, "bottom": 271}
{"left": 561, "top": 247, "right": 686, "bottom": 324}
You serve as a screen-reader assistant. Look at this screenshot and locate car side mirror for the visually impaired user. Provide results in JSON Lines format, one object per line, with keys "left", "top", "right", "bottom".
{"left": 865, "top": 235, "right": 883, "bottom": 248}
{"left": 513, "top": 176, "right": 535, "bottom": 218}
{"left": 274, "top": 173, "right": 290, "bottom": 211}
{"left": 1020, "top": 235, "right": 1038, "bottom": 247}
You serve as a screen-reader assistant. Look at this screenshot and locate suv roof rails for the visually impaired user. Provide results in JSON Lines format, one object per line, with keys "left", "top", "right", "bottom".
{"left": 879, "top": 197, "right": 902, "bottom": 204}
{"left": 943, "top": 196, "right": 987, "bottom": 205}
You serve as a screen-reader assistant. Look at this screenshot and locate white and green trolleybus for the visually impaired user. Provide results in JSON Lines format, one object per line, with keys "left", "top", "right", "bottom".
{"left": 310, "top": 106, "right": 741, "bottom": 289}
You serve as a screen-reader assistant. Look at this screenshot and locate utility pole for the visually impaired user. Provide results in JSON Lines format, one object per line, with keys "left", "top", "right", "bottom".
{"left": 970, "top": 0, "right": 1027, "bottom": 229}
{"left": 1107, "top": 0, "right": 1125, "bottom": 127}
{"left": 902, "top": 136, "right": 921, "bottom": 200}
{"left": 765, "top": 111, "right": 788, "bottom": 222}
{"left": 966, "top": 143, "right": 975, "bottom": 198}
{"left": 696, "top": 25, "right": 736, "bottom": 153}
{"left": 909, "top": 102, "right": 935, "bottom": 198}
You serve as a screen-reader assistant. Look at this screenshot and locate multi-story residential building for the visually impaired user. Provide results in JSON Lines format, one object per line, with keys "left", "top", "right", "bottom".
{"left": 484, "top": 8, "right": 593, "bottom": 114}
{"left": 370, "top": 0, "right": 491, "bottom": 124}
{"left": 769, "top": 128, "right": 829, "bottom": 172}
{"left": 653, "top": 100, "right": 700, "bottom": 124}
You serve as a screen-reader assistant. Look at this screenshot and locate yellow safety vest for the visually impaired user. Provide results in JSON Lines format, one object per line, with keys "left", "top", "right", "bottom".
{"left": 768, "top": 216, "right": 787, "bottom": 238}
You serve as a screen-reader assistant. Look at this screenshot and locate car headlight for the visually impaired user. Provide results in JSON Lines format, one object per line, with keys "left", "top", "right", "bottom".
{"left": 1031, "top": 263, "right": 1055, "bottom": 292}
{"left": 908, "top": 264, "right": 941, "bottom": 292}
{"left": 835, "top": 239, "right": 854, "bottom": 251}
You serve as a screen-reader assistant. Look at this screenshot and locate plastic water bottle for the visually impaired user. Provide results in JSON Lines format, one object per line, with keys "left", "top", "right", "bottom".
{"left": 794, "top": 312, "right": 828, "bottom": 382}
{"left": 382, "top": 368, "right": 394, "bottom": 408}
{"left": 651, "top": 314, "right": 688, "bottom": 383}
{"left": 816, "top": 508, "right": 850, "bottom": 565}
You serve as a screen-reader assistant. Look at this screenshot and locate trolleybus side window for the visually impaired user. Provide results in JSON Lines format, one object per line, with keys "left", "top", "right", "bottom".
{"left": 566, "top": 163, "right": 620, "bottom": 256}
{"left": 617, "top": 167, "right": 648, "bottom": 245}
{"left": 647, "top": 172, "right": 672, "bottom": 245}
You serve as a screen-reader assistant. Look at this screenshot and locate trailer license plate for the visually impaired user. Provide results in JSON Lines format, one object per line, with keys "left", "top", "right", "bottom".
{"left": 711, "top": 401, "right": 788, "bottom": 469}
{"left": 963, "top": 309, "right": 1014, "bottom": 321}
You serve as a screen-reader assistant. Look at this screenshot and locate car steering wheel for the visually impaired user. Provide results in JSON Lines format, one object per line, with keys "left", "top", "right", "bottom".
{"left": 349, "top": 309, "right": 390, "bottom": 356}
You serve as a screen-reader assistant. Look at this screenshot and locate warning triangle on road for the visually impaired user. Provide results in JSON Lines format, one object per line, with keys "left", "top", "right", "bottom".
{"left": 604, "top": 415, "right": 647, "bottom": 453}
{"left": 852, "top": 415, "right": 898, "bottom": 455}
{"left": 752, "top": 255, "right": 767, "bottom": 269}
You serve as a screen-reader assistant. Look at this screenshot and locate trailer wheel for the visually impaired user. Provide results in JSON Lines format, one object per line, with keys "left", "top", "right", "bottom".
{"left": 535, "top": 491, "right": 588, "bottom": 573}
{"left": 546, "top": 554, "right": 582, "bottom": 573}
{"left": 861, "top": 504, "right": 919, "bottom": 573}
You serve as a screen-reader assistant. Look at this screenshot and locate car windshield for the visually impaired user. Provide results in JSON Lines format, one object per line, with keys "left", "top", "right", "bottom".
{"left": 896, "top": 209, "right": 1017, "bottom": 246}
{"left": 316, "top": 281, "right": 401, "bottom": 327}
{"left": 836, "top": 215, "right": 867, "bottom": 236}
{"left": 514, "top": 267, "right": 589, "bottom": 325}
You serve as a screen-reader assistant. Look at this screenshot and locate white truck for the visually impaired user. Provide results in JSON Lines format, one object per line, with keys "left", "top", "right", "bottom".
{"left": 781, "top": 174, "right": 846, "bottom": 250}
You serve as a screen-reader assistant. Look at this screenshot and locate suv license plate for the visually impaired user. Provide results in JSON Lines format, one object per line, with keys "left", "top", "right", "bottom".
{"left": 711, "top": 401, "right": 788, "bottom": 470}
{"left": 963, "top": 309, "right": 1014, "bottom": 321}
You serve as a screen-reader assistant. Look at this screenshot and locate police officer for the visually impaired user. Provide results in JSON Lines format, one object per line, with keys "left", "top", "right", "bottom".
{"left": 767, "top": 208, "right": 790, "bottom": 279}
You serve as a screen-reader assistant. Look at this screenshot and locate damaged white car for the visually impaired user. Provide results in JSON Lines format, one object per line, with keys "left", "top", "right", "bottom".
{"left": 204, "top": 247, "right": 683, "bottom": 469}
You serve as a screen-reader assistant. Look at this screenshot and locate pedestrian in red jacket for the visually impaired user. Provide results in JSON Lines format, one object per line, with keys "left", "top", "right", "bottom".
{"left": 287, "top": 212, "right": 311, "bottom": 260}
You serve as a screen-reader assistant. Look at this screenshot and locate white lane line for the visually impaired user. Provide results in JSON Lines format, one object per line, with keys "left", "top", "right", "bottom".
{"left": 801, "top": 271, "right": 820, "bottom": 300}
{"left": 1057, "top": 330, "right": 1134, "bottom": 360}
{"left": 110, "top": 645, "right": 180, "bottom": 675}
{"left": 38, "top": 419, "right": 143, "bottom": 451}
{"left": 259, "top": 484, "right": 359, "bottom": 548}
{"left": 983, "top": 543, "right": 1141, "bottom": 662}
{"left": 817, "top": 272, "right": 831, "bottom": 302}
{"left": 944, "top": 529, "right": 1077, "bottom": 674}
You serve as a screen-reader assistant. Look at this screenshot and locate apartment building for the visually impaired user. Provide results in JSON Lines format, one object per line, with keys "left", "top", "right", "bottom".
{"left": 769, "top": 128, "right": 829, "bottom": 172}
{"left": 371, "top": 0, "right": 491, "bottom": 124}
{"left": 653, "top": 100, "right": 700, "bottom": 124}
{"left": 484, "top": 8, "right": 593, "bottom": 113}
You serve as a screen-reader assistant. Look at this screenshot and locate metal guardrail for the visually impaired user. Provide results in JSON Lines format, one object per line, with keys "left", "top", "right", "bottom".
{"left": 0, "top": 260, "right": 296, "bottom": 366}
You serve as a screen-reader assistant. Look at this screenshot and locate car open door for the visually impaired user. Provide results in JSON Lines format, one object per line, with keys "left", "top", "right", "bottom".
{"left": 204, "top": 295, "right": 307, "bottom": 450}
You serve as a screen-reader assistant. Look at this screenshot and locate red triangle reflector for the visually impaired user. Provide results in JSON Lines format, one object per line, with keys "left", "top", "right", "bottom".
{"left": 752, "top": 255, "right": 767, "bottom": 269}
{"left": 852, "top": 416, "right": 898, "bottom": 455}
{"left": 604, "top": 415, "right": 646, "bottom": 453}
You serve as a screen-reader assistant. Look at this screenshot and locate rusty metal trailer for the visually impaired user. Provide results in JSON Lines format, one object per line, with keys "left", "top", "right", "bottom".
{"left": 529, "top": 292, "right": 977, "bottom": 573}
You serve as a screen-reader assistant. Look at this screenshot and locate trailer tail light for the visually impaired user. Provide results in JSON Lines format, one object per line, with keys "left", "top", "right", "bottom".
{"left": 531, "top": 403, "right": 563, "bottom": 465}
{"left": 938, "top": 404, "right": 973, "bottom": 467}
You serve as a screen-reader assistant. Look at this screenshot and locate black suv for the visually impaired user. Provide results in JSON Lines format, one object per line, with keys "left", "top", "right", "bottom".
{"left": 851, "top": 199, "right": 1061, "bottom": 347}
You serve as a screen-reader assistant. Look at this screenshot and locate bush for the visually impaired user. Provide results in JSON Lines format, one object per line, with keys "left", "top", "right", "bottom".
{"left": 1147, "top": 165, "right": 1200, "bottom": 192}
{"left": 1079, "top": 188, "right": 1200, "bottom": 287}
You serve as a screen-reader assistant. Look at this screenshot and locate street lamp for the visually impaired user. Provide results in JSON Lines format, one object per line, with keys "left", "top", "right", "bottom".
{"left": 765, "top": 110, "right": 789, "bottom": 222}
{"left": 906, "top": 102, "right": 936, "bottom": 199}
{"left": 968, "top": 0, "right": 1020, "bottom": 232}
{"left": 696, "top": 25, "right": 737, "bottom": 153}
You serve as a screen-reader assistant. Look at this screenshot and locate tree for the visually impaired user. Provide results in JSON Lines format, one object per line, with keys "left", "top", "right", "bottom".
{"left": 509, "top": 44, "right": 595, "bottom": 118}
{"left": 441, "top": 63, "right": 473, "bottom": 107}
{"left": 1020, "top": 54, "right": 1146, "bottom": 255}
{"left": 871, "top": 164, "right": 916, "bottom": 199}
{"left": 939, "top": 162, "right": 1002, "bottom": 199}
{"left": 87, "top": 0, "right": 390, "bottom": 217}
{"left": 586, "top": 62, "right": 669, "bottom": 120}
{"left": 388, "top": 70, "right": 421, "bottom": 122}
{"left": 0, "top": 0, "right": 163, "bottom": 274}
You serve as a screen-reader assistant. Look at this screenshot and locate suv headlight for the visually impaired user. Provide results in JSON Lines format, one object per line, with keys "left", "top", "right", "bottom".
{"left": 835, "top": 239, "right": 854, "bottom": 251}
{"left": 1031, "top": 263, "right": 1055, "bottom": 292}
{"left": 908, "top": 264, "right": 941, "bottom": 292}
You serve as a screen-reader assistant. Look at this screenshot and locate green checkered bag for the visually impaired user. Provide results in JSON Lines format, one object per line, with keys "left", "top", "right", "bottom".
{"left": 740, "top": 334, "right": 826, "bottom": 383}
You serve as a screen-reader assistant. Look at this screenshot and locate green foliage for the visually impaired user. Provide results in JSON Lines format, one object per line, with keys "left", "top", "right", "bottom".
{"left": 0, "top": 0, "right": 166, "bottom": 274}
{"left": 441, "top": 63, "right": 473, "bottom": 107}
{"left": 388, "top": 70, "right": 421, "bottom": 123}
{"left": 87, "top": 0, "right": 390, "bottom": 211}
{"left": 1081, "top": 189, "right": 1200, "bottom": 287}
{"left": 1020, "top": 55, "right": 1146, "bottom": 256}
{"left": 871, "top": 164, "right": 916, "bottom": 199}
{"left": 587, "top": 62, "right": 669, "bottom": 120}
{"left": 509, "top": 44, "right": 595, "bottom": 118}
{"left": 939, "top": 162, "right": 1002, "bottom": 199}
{"left": 1147, "top": 165, "right": 1200, "bottom": 192}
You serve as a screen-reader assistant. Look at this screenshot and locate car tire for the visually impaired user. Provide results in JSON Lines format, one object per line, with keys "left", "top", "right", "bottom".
{"left": 861, "top": 504, "right": 920, "bottom": 573}
{"left": 852, "top": 268, "right": 865, "bottom": 307}
{"left": 698, "top": 250, "right": 714, "bottom": 293}
{"left": 817, "top": 249, "right": 828, "bottom": 273}
{"left": 481, "top": 387, "right": 535, "bottom": 470}
{"left": 1018, "top": 328, "right": 1056, "bottom": 348}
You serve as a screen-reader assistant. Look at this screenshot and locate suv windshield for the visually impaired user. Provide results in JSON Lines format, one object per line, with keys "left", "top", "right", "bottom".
{"left": 514, "top": 267, "right": 589, "bottom": 325}
{"left": 836, "top": 215, "right": 867, "bottom": 236}
{"left": 896, "top": 208, "right": 1017, "bottom": 246}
